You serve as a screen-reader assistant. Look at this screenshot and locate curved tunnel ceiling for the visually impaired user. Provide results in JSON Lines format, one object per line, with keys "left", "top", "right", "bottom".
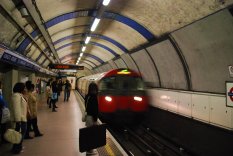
{"left": 0, "top": 0, "right": 232, "bottom": 72}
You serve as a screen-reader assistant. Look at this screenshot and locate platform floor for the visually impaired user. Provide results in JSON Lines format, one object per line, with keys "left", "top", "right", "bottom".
{"left": 0, "top": 91, "right": 127, "bottom": 156}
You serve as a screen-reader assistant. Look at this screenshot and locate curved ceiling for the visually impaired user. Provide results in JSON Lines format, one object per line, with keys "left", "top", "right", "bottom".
{"left": 0, "top": 0, "right": 232, "bottom": 72}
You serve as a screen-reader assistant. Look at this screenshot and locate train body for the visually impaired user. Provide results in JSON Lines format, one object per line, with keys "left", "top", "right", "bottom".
{"left": 77, "top": 68, "right": 149, "bottom": 122}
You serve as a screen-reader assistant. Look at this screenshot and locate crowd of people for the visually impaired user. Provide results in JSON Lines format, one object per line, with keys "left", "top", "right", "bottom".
{"left": 46, "top": 79, "right": 72, "bottom": 112}
{"left": 0, "top": 80, "right": 43, "bottom": 154}
{"left": 0, "top": 78, "right": 99, "bottom": 155}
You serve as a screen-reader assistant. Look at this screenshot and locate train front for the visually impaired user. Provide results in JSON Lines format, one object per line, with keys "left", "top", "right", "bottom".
{"left": 98, "top": 69, "right": 149, "bottom": 123}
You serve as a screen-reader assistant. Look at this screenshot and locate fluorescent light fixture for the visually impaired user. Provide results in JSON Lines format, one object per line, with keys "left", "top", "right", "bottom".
{"left": 85, "top": 36, "right": 91, "bottom": 44}
{"left": 91, "top": 18, "right": 100, "bottom": 32}
{"left": 82, "top": 46, "right": 86, "bottom": 52}
{"left": 103, "top": 0, "right": 111, "bottom": 6}
{"left": 80, "top": 53, "right": 83, "bottom": 57}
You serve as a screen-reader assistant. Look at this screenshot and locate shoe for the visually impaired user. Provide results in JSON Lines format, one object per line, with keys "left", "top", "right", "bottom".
{"left": 52, "top": 110, "right": 57, "bottom": 112}
{"left": 24, "top": 136, "right": 33, "bottom": 139}
{"left": 86, "top": 149, "right": 98, "bottom": 155}
{"left": 35, "top": 133, "right": 43, "bottom": 137}
{"left": 55, "top": 106, "right": 58, "bottom": 108}
{"left": 11, "top": 149, "right": 24, "bottom": 154}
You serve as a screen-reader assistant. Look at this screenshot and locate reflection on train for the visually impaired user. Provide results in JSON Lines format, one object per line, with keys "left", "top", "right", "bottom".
{"left": 77, "top": 68, "right": 149, "bottom": 123}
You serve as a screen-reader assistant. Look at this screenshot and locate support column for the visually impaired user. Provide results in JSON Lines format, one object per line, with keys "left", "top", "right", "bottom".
{"left": 3, "top": 69, "right": 18, "bottom": 114}
{"left": 29, "top": 73, "right": 36, "bottom": 84}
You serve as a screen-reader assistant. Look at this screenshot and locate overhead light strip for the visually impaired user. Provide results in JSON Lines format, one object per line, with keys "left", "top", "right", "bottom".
{"left": 91, "top": 18, "right": 100, "bottom": 32}
{"left": 103, "top": 0, "right": 111, "bottom": 6}
{"left": 82, "top": 46, "right": 86, "bottom": 52}
{"left": 85, "top": 36, "right": 91, "bottom": 44}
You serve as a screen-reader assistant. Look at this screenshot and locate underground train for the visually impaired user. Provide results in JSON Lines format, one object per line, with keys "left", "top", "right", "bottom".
{"left": 77, "top": 68, "right": 149, "bottom": 122}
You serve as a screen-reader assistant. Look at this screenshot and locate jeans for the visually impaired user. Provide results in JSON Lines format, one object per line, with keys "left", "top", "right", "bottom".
{"left": 64, "top": 90, "right": 70, "bottom": 101}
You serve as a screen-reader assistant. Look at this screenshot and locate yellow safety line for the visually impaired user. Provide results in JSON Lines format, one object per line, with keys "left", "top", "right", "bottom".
{"left": 105, "top": 143, "right": 115, "bottom": 156}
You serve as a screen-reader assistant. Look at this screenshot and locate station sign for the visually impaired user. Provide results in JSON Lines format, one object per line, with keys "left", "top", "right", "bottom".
{"left": 226, "top": 82, "right": 233, "bottom": 107}
{"left": 49, "top": 64, "right": 84, "bottom": 70}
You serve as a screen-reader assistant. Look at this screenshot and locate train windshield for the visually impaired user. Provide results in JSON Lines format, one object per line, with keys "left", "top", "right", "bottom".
{"left": 99, "top": 76, "right": 145, "bottom": 91}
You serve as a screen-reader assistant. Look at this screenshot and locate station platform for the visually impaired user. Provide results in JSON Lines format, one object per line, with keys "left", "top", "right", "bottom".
{"left": 0, "top": 91, "right": 127, "bottom": 156}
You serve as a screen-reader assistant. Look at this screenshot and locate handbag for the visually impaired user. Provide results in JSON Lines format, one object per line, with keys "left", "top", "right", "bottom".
{"left": 1, "top": 107, "right": 11, "bottom": 124}
{"left": 4, "top": 129, "right": 22, "bottom": 144}
{"left": 82, "top": 96, "right": 90, "bottom": 122}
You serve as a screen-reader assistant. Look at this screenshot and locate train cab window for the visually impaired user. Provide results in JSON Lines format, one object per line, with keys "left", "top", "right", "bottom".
{"left": 99, "top": 77, "right": 116, "bottom": 90}
{"left": 118, "top": 76, "right": 145, "bottom": 90}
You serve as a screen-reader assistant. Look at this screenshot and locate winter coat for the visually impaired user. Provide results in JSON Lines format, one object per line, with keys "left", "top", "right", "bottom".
{"left": 11, "top": 93, "right": 27, "bottom": 122}
{"left": 28, "top": 92, "right": 37, "bottom": 119}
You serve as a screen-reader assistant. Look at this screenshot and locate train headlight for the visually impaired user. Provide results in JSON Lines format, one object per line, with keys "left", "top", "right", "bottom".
{"left": 105, "top": 96, "right": 112, "bottom": 102}
{"left": 134, "top": 96, "right": 142, "bottom": 101}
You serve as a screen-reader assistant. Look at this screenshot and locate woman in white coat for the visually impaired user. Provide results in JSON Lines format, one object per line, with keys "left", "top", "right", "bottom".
{"left": 11, "top": 82, "right": 28, "bottom": 154}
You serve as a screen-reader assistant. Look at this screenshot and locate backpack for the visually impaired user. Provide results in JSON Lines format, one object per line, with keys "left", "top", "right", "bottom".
{"left": 1, "top": 107, "right": 10, "bottom": 123}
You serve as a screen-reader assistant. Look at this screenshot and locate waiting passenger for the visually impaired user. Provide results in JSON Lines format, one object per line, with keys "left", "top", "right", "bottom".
{"left": 64, "top": 80, "right": 71, "bottom": 102}
{"left": 84, "top": 82, "right": 99, "bottom": 155}
{"left": 46, "top": 79, "right": 52, "bottom": 106}
{"left": 25, "top": 84, "right": 43, "bottom": 138}
{"left": 11, "top": 82, "right": 28, "bottom": 154}
{"left": 50, "top": 80, "right": 58, "bottom": 112}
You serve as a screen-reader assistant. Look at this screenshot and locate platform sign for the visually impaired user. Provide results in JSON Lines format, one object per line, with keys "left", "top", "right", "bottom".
{"left": 226, "top": 82, "right": 233, "bottom": 107}
{"left": 49, "top": 64, "right": 84, "bottom": 70}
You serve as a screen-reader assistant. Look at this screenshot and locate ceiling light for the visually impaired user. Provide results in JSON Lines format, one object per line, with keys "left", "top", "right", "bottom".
{"left": 85, "top": 36, "right": 91, "bottom": 44}
{"left": 103, "top": 0, "right": 111, "bottom": 6}
{"left": 80, "top": 53, "right": 83, "bottom": 57}
{"left": 82, "top": 46, "right": 86, "bottom": 52}
{"left": 91, "top": 18, "right": 100, "bottom": 32}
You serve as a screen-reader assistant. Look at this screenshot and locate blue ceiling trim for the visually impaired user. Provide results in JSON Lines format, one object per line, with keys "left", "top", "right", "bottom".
{"left": 16, "top": 10, "right": 154, "bottom": 53}
{"left": 53, "top": 33, "right": 128, "bottom": 53}
{"left": 16, "top": 38, "right": 31, "bottom": 53}
{"left": 83, "top": 61, "right": 95, "bottom": 68}
{"left": 60, "top": 53, "right": 104, "bottom": 64}
{"left": 90, "top": 34, "right": 128, "bottom": 52}
{"left": 35, "top": 47, "right": 48, "bottom": 62}
{"left": 35, "top": 53, "right": 43, "bottom": 62}
{"left": 54, "top": 34, "right": 83, "bottom": 45}
{"left": 45, "top": 10, "right": 95, "bottom": 28}
{"left": 89, "top": 42, "right": 118, "bottom": 57}
{"left": 31, "top": 29, "right": 40, "bottom": 38}
{"left": 102, "top": 12, "right": 155, "bottom": 40}
{"left": 82, "top": 59, "right": 98, "bottom": 67}
{"left": 56, "top": 42, "right": 80, "bottom": 52}
{"left": 56, "top": 41, "right": 118, "bottom": 57}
